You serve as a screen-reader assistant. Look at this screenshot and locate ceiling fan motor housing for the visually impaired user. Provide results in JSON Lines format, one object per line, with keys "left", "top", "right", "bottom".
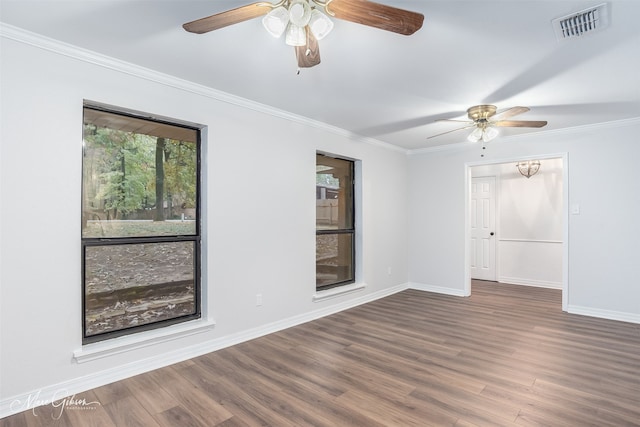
{"left": 467, "top": 105, "right": 497, "bottom": 122}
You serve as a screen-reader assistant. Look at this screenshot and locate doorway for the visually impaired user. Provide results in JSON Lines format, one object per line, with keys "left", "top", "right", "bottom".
{"left": 465, "top": 154, "right": 569, "bottom": 311}
{"left": 470, "top": 176, "right": 496, "bottom": 281}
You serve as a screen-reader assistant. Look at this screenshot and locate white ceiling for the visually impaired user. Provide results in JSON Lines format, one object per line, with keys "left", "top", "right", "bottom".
{"left": 2, "top": 0, "right": 639, "bottom": 150}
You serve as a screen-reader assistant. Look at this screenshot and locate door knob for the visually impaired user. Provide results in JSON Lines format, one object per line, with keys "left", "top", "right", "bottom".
{"left": 490, "top": 232, "right": 494, "bottom": 236}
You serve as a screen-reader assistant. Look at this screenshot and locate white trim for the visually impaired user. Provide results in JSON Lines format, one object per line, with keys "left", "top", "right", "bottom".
{"left": 200, "top": 126, "right": 211, "bottom": 319}
{"left": 311, "top": 283, "right": 406, "bottom": 308}
{"left": 354, "top": 159, "right": 364, "bottom": 286}
{"left": 567, "top": 305, "right": 640, "bottom": 325}
{"left": 2, "top": 24, "right": 639, "bottom": 158}
{"left": 313, "top": 283, "right": 366, "bottom": 302}
{"left": 73, "top": 319, "right": 217, "bottom": 364}
{"left": 495, "top": 173, "right": 502, "bottom": 283}
{"left": 562, "top": 153, "right": 570, "bottom": 311}
{"left": 3, "top": 24, "right": 638, "bottom": 158}
{"left": 1, "top": 283, "right": 407, "bottom": 419}
{"left": 464, "top": 152, "right": 570, "bottom": 311}
{"left": 499, "top": 238, "right": 563, "bottom": 244}
{"left": 498, "top": 277, "right": 562, "bottom": 289}
{"left": 0, "top": 23, "right": 406, "bottom": 155}
{"left": 408, "top": 282, "right": 468, "bottom": 297}
{"left": 463, "top": 167, "right": 472, "bottom": 296}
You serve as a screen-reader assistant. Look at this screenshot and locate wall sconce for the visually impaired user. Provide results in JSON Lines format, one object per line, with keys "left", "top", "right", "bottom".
{"left": 516, "top": 160, "right": 541, "bottom": 178}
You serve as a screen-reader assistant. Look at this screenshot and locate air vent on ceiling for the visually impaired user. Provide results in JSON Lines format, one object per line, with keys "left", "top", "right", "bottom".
{"left": 552, "top": 3, "right": 610, "bottom": 41}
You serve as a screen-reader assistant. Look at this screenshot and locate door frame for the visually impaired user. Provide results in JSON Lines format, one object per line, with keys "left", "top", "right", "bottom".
{"left": 470, "top": 175, "right": 498, "bottom": 282}
{"left": 464, "top": 152, "right": 569, "bottom": 311}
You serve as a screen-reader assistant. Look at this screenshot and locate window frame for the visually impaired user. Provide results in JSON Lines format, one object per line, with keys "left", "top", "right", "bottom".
{"left": 81, "top": 103, "right": 202, "bottom": 344}
{"left": 316, "top": 153, "right": 356, "bottom": 291}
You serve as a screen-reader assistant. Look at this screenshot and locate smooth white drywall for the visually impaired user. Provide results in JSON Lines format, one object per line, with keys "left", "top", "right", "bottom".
{"left": 0, "top": 36, "right": 408, "bottom": 405}
{"left": 471, "top": 159, "right": 563, "bottom": 288}
{"left": 2, "top": 23, "right": 640, "bottom": 418}
{"left": 408, "top": 121, "right": 640, "bottom": 321}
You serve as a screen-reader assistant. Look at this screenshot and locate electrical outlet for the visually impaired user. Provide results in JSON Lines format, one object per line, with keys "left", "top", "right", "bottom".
{"left": 256, "top": 294, "right": 262, "bottom": 306}
{"left": 387, "top": 267, "right": 392, "bottom": 275}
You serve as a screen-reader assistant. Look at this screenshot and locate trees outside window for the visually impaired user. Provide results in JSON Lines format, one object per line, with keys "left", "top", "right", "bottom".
{"left": 82, "top": 104, "right": 201, "bottom": 343}
{"left": 316, "top": 153, "right": 355, "bottom": 290}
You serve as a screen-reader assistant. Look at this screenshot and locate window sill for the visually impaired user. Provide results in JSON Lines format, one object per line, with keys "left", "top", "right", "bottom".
{"left": 73, "top": 318, "right": 216, "bottom": 364}
{"left": 313, "top": 283, "right": 366, "bottom": 302}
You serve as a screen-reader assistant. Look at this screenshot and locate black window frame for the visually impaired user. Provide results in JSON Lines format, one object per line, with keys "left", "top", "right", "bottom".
{"left": 316, "top": 153, "right": 356, "bottom": 291}
{"left": 81, "top": 103, "right": 202, "bottom": 344}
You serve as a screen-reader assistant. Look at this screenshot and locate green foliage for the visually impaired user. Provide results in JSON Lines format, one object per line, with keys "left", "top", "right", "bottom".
{"left": 83, "top": 125, "right": 197, "bottom": 219}
{"left": 163, "top": 141, "right": 197, "bottom": 208}
{"left": 316, "top": 172, "right": 339, "bottom": 187}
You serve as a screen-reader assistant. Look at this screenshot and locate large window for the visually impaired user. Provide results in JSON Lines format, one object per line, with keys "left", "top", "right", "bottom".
{"left": 316, "top": 153, "right": 355, "bottom": 290}
{"left": 82, "top": 104, "right": 201, "bottom": 343}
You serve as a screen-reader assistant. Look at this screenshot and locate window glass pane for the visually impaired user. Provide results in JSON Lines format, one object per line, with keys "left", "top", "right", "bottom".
{"left": 84, "top": 241, "right": 196, "bottom": 337}
{"left": 316, "top": 233, "right": 354, "bottom": 287}
{"left": 316, "top": 154, "right": 353, "bottom": 230}
{"left": 82, "top": 108, "right": 198, "bottom": 238}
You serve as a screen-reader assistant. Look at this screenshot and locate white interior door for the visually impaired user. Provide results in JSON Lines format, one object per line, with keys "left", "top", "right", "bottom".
{"left": 470, "top": 177, "right": 496, "bottom": 281}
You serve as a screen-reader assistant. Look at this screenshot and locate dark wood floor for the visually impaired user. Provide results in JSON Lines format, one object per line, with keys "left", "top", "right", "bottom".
{"left": 3, "top": 281, "right": 640, "bottom": 426}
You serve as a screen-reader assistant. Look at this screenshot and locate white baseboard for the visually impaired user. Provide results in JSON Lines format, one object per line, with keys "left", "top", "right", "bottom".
{"left": 1, "top": 283, "right": 408, "bottom": 419}
{"left": 567, "top": 305, "right": 640, "bottom": 325}
{"left": 408, "top": 282, "right": 468, "bottom": 297}
{"left": 498, "top": 276, "right": 562, "bottom": 289}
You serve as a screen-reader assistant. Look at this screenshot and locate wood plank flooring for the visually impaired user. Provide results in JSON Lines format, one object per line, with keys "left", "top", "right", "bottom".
{"left": 3, "top": 281, "right": 640, "bottom": 426}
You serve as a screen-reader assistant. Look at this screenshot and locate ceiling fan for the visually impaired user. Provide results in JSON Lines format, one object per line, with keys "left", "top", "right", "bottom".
{"left": 182, "top": 0, "right": 424, "bottom": 69}
{"left": 428, "top": 105, "right": 548, "bottom": 142}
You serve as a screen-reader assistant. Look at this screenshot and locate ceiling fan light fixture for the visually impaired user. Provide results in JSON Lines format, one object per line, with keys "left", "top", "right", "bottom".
{"left": 288, "top": 0, "right": 312, "bottom": 27}
{"left": 467, "top": 125, "right": 498, "bottom": 143}
{"left": 285, "top": 23, "right": 307, "bottom": 46}
{"left": 482, "top": 126, "right": 499, "bottom": 142}
{"left": 262, "top": 6, "right": 290, "bottom": 38}
{"left": 183, "top": 1, "right": 424, "bottom": 69}
{"left": 309, "top": 9, "right": 334, "bottom": 40}
{"left": 467, "top": 127, "right": 484, "bottom": 143}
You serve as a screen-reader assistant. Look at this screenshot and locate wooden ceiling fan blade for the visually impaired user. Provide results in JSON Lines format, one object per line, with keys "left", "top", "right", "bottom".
{"left": 325, "top": 0, "right": 424, "bottom": 35}
{"left": 427, "top": 124, "right": 476, "bottom": 139}
{"left": 183, "top": 2, "right": 271, "bottom": 34}
{"left": 435, "top": 119, "right": 473, "bottom": 124}
{"left": 296, "top": 26, "right": 321, "bottom": 68}
{"left": 494, "top": 120, "right": 548, "bottom": 128}
{"left": 492, "top": 106, "right": 530, "bottom": 121}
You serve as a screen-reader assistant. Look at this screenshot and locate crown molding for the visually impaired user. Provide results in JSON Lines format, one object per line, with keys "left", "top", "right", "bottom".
{"left": 3, "top": 23, "right": 637, "bottom": 158}
{"left": 0, "top": 23, "right": 406, "bottom": 155}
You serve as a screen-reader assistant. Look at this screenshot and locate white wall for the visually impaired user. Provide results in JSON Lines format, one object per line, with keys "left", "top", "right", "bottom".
{"left": 471, "top": 159, "right": 563, "bottom": 288}
{"left": 408, "top": 120, "right": 640, "bottom": 323}
{"left": 2, "top": 24, "right": 640, "bottom": 419}
{"left": 0, "top": 34, "right": 409, "bottom": 414}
